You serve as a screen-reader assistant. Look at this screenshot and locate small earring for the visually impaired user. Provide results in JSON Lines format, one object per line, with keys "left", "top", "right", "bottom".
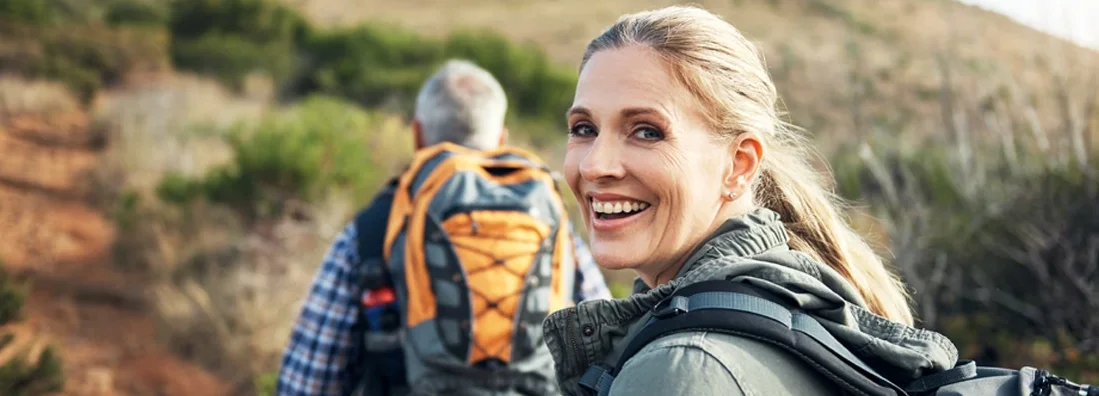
{"left": 724, "top": 191, "right": 737, "bottom": 201}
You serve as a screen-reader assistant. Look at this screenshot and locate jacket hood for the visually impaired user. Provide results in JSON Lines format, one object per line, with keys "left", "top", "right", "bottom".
{"left": 542, "top": 208, "right": 958, "bottom": 395}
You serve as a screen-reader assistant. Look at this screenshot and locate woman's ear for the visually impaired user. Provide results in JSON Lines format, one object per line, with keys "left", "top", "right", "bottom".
{"left": 724, "top": 133, "right": 763, "bottom": 194}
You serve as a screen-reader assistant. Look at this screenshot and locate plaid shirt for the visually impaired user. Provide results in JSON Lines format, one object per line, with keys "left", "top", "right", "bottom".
{"left": 276, "top": 199, "right": 612, "bottom": 395}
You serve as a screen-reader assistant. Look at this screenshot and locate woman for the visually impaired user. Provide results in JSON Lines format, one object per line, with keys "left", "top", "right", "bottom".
{"left": 542, "top": 5, "right": 959, "bottom": 396}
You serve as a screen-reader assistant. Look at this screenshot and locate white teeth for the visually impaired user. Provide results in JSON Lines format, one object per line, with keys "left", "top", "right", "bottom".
{"left": 592, "top": 199, "right": 651, "bottom": 214}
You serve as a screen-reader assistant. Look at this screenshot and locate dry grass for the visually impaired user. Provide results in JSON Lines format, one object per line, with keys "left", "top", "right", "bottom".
{"left": 150, "top": 205, "right": 345, "bottom": 387}
{"left": 91, "top": 72, "right": 272, "bottom": 197}
{"left": 0, "top": 74, "right": 81, "bottom": 116}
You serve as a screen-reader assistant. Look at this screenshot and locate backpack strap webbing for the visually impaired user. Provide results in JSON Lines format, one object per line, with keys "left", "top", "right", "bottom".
{"left": 579, "top": 280, "right": 906, "bottom": 396}
{"left": 354, "top": 177, "right": 400, "bottom": 290}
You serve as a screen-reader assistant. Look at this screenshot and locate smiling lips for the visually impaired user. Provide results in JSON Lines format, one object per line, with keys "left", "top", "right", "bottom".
{"left": 592, "top": 199, "right": 650, "bottom": 215}
{"left": 589, "top": 196, "right": 653, "bottom": 233}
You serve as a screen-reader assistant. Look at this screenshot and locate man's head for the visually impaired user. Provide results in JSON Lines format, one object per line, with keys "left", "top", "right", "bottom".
{"left": 412, "top": 60, "right": 509, "bottom": 151}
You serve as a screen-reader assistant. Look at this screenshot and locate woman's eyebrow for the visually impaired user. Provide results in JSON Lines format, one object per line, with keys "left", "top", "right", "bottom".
{"left": 566, "top": 106, "right": 667, "bottom": 120}
{"left": 621, "top": 107, "right": 663, "bottom": 119}
{"left": 566, "top": 107, "right": 591, "bottom": 118}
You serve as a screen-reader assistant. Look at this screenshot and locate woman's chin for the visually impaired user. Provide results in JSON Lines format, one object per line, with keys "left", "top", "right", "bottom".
{"left": 592, "top": 249, "right": 645, "bottom": 271}
{"left": 595, "top": 260, "right": 641, "bottom": 272}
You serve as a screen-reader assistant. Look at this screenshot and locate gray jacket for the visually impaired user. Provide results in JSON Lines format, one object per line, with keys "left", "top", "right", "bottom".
{"left": 541, "top": 208, "right": 960, "bottom": 395}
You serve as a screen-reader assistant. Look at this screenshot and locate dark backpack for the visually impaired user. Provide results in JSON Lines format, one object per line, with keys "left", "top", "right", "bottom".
{"left": 360, "top": 142, "right": 577, "bottom": 395}
{"left": 578, "top": 280, "right": 1099, "bottom": 396}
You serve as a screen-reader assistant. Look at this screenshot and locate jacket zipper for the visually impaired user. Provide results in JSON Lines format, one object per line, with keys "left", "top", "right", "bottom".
{"left": 567, "top": 308, "right": 583, "bottom": 370}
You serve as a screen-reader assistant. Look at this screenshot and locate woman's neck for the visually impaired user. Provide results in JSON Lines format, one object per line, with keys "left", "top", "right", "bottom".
{"left": 640, "top": 259, "right": 686, "bottom": 288}
{"left": 639, "top": 203, "right": 754, "bottom": 288}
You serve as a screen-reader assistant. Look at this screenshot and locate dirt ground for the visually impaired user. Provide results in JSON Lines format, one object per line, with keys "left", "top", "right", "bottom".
{"left": 0, "top": 110, "right": 231, "bottom": 396}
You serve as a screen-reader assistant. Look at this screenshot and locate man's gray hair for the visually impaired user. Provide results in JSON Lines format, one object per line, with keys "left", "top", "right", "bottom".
{"left": 414, "top": 60, "right": 508, "bottom": 150}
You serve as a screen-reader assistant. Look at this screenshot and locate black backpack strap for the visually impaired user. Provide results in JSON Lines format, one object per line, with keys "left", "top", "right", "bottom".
{"left": 354, "top": 177, "right": 400, "bottom": 290}
{"left": 904, "top": 360, "right": 978, "bottom": 394}
{"left": 579, "top": 280, "right": 906, "bottom": 396}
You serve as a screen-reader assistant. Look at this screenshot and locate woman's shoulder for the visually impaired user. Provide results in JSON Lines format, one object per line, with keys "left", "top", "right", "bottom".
{"left": 608, "top": 331, "right": 841, "bottom": 396}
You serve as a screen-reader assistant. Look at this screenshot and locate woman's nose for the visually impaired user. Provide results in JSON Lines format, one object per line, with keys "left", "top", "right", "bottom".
{"left": 579, "top": 135, "right": 627, "bottom": 182}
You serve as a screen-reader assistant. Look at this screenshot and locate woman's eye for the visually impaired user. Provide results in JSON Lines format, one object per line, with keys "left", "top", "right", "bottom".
{"left": 569, "top": 123, "right": 596, "bottom": 137}
{"left": 633, "top": 126, "right": 664, "bottom": 141}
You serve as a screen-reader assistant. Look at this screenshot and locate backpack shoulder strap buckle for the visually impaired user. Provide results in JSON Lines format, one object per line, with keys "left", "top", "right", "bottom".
{"left": 651, "top": 295, "right": 690, "bottom": 319}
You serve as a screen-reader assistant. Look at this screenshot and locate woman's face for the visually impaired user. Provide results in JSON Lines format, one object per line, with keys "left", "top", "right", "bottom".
{"left": 564, "top": 45, "right": 745, "bottom": 285}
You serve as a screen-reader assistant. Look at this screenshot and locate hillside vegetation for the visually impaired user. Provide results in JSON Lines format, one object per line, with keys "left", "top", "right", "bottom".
{"left": 0, "top": 0, "right": 1097, "bottom": 394}
{"left": 287, "top": 0, "right": 1099, "bottom": 153}
{"left": 0, "top": 265, "right": 64, "bottom": 396}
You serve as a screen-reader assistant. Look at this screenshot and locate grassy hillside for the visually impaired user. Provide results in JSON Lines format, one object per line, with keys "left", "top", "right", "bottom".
{"left": 288, "top": 0, "right": 1099, "bottom": 153}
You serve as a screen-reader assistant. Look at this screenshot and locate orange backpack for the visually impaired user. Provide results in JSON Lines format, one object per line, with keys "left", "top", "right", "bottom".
{"left": 379, "top": 142, "right": 576, "bottom": 393}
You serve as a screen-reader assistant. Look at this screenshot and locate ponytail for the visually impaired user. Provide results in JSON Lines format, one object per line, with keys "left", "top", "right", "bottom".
{"left": 757, "top": 135, "right": 914, "bottom": 325}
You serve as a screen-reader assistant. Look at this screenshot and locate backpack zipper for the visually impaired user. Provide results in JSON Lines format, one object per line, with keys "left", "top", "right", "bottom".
{"left": 1032, "top": 369, "right": 1097, "bottom": 396}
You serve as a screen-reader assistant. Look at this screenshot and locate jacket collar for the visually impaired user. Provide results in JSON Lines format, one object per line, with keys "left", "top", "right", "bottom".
{"left": 542, "top": 208, "right": 958, "bottom": 395}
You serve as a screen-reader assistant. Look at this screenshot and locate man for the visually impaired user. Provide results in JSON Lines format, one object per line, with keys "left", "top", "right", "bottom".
{"left": 276, "top": 59, "right": 612, "bottom": 396}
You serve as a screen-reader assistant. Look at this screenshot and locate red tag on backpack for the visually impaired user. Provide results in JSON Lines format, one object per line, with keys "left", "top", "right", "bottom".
{"left": 362, "top": 287, "right": 396, "bottom": 308}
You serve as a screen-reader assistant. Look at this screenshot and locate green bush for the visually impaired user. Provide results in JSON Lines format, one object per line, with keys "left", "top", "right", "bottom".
{"left": 172, "top": 32, "right": 297, "bottom": 90}
{"left": 297, "top": 25, "right": 577, "bottom": 126}
{"left": 157, "top": 95, "right": 391, "bottom": 219}
{"left": 0, "top": 0, "right": 56, "bottom": 25}
{"left": 0, "top": 267, "right": 25, "bottom": 325}
{"left": 168, "top": 0, "right": 309, "bottom": 44}
{"left": 0, "top": 265, "right": 65, "bottom": 395}
{"left": 254, "top": 371, "right": 277, "bottom": 396}
{"left": 299, "top": 24, "right": 442, "bottom": 109}
{"left": 0, "top": 21, "right": 169, "bottom": 101}
{"left": 0, "top": 348, "right": 65, "bottom": 396}
{"left": 168, "top": 0, "right": 308, "bottom": 90}
{"left": 0, "top": 0, "right": 157, "bottom": 27}
{"left": 2, "top": 0, "right": 575, "bottom": 140}
{"left": 104, "top": 0, "right": 169, "bottom": 26}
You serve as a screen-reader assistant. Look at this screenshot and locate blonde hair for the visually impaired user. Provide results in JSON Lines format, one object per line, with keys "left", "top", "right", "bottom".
{"left": 582, "top": 5, "right": 913, "bottom": 325}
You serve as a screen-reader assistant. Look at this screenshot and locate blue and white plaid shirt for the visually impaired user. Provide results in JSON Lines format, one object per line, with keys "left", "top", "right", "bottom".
{"left": 276, "top": 209, "right": 611, "bottom": 396}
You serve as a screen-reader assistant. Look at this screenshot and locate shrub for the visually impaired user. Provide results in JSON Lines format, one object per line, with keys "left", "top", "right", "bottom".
{"left": 0, "top": 21, "right": 169, "bottom": 101}
{"left": 171, "top": 32, "right": 296, "bottom": 90}
{"left": 0, "top": 348, "right": 65, "bottom": 396}
{"left": 297, "top": 24, "right": 577, "bottom": 127}
{"left": 0, "top": 0, "right": 55, "bottom": 25}
{"left": 254, "top": 371, "right": 276, "bottom": 396}
{"left": 0, "top": 267, "right": 25, "bottom": 325}
{"left": 4, "top": 0, "right": 575, "bottom": 140}
{"left": 299, "top": 24, "right": 442, "bottom": 110}
{"left": 104, "top": 0, "right": 170, "bottom": 26}
{"left": 0, "top": 265, "right": 65, "bottom": 395}
{"left": 157, "top": 95, "right": 411, "bottom": 220}
{"left": 168, "top": 0, "right": 308, "bottom": 91}
{"left": 168, "top": 0, "right": 310, "bottom": 44}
